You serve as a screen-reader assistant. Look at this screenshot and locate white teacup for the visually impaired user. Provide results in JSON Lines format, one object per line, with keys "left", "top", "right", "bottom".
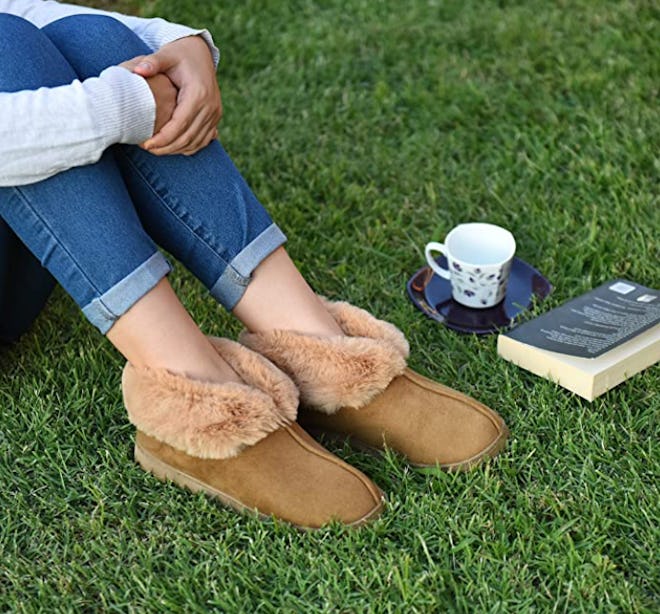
{"left": 425, "top": 223, "right": 516, "bottom": 309}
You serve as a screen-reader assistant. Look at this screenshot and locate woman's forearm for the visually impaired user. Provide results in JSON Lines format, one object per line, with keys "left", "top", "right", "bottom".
{"left": 0, "top": 67, "right": 154, "bottom": 187}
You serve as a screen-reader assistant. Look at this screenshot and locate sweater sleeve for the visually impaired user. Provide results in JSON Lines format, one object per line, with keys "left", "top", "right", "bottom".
{"left": 0, "top": 67, "right": 155, "bottom": 187}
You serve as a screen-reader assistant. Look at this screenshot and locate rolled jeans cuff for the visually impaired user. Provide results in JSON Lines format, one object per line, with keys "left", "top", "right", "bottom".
{"left": 210, "top": 223, "right": 287, "bottom": 310}
{"left": 81, "top": 251, "right": 172, "bottom": 334}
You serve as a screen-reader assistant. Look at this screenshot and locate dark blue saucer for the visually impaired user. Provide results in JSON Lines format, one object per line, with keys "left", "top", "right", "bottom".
{"left": 407, "top": 256, "right": 552, "bottom": 334}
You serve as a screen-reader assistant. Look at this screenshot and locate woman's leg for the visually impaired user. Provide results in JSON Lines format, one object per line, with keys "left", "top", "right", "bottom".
{"left": 0, "top": 18, "right": 385, "bottom": 529}
{"left": 0, "top": 14, "right": 239, "bottom": 384}
{"left": 43, "top": 15, "right": 343, "bottom": 338}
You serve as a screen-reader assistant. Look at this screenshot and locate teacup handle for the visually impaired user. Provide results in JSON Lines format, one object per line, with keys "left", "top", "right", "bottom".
{"left": 425, "top": 242, "right": 451, "bottom": 280}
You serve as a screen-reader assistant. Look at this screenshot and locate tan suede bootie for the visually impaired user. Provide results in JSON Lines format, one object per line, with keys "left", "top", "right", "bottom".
{"left": 240, "top": 299, "right": 508, "bottom": 472}
{"left": 122, "top": 337, "right": 384, "bottom": 528}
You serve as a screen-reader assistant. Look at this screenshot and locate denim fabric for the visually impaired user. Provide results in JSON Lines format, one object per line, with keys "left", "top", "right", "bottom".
{"left": 0, "top": 13, "right": 285, "bottom": 334}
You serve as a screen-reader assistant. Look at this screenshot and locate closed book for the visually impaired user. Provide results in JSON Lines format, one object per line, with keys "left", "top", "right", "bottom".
{"left": 497, "top": 280, "right": 660, "bottom": 401}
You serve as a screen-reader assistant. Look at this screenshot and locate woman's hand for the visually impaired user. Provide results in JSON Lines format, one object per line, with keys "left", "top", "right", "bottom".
{"left": 124, "top": 35, "right": 222, "bottom": 156}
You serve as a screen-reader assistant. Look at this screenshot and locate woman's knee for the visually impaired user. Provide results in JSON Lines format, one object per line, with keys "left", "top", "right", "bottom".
{"left": 0, "top": 13, "right": 77, "bottom": 91}
{"left": 42, "top": 15, "right": 153, "bottom": 79}
{"left": 0, "top": 12, "right": 40, "bottom": 40}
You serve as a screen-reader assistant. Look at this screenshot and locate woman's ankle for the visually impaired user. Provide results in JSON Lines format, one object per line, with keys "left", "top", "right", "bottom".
{"left": 107, "top": 278, "right": 244, "bottom": 385}
{"left": 232, "top": 247, "right": 344, "bottom": 337}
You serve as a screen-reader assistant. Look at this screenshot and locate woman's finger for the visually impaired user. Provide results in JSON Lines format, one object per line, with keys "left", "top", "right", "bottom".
{"left": 118, "top": 55, "right": 147, "bottom": 71}
{"left": 182, "top": 126, "right": 218, "bottom": 156}
{"left": 152, "top": 114, "right": 208, "bottom": 155}
{"left": 143, "top": 92, "right": 198, "bottom": 150}
{"left": 149, "top": 111, "right": 211, "bottom": 156}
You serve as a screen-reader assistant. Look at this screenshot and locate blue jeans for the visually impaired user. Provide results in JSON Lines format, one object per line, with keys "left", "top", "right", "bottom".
{"left": 0, "top": 14, "right": 286, "bottom": 334}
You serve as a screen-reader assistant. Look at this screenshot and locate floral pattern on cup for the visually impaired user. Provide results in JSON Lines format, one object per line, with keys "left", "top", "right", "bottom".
{"left": 448, "top": 259, "right": 512, "bottom": 309}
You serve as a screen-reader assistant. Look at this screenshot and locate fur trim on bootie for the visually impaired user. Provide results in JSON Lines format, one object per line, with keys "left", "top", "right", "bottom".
{"left": 239, "top": 299, "right": 409, "bottom": 414}
{"left": 121, "top": 337, "right": 299, "bottom": 459}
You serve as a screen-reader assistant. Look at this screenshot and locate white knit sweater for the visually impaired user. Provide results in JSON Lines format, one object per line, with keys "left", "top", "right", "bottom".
{"left": 0, "top": 0, "right": 220, "bottom": 187}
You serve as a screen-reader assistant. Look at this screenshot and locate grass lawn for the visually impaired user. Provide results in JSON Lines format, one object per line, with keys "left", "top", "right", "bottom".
{"left": 1, "top": 0, "right": 658, "bottom": 611}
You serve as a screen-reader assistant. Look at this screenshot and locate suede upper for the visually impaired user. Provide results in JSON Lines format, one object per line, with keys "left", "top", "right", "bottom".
{"left": 135, "top": 423, "right": 384, "bottom": 528}
{"left": 298, "top": 368, "right": 508, "bottom": 469}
